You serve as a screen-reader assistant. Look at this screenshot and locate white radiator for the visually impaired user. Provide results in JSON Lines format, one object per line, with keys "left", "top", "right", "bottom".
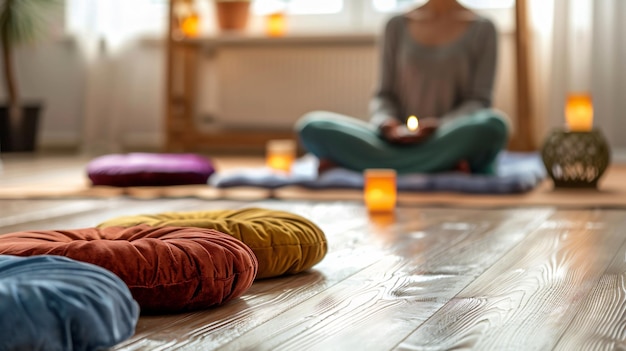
{"left": 195, "top": 35, "right": 516, "bottom": 132}
{"left": 197, "top": 43, "right": 379, "bottom": 130}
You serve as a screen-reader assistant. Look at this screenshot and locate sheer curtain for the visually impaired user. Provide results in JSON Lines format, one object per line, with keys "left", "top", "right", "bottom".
{"left": 592, "top": 0, "right": 626, "bottom": 159}
{"left": 529, "top": 0, "right": 625, "bottom": 158}
{"left": 66, "top": 0, "right": 168, "bottom": 154}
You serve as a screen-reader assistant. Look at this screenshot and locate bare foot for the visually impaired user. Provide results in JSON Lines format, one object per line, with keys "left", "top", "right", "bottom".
{"left": 318, "top": 159, "right": 339, "bottom": 175}
{"left": 455, "top": 160, "right": 471, "bottom": 174}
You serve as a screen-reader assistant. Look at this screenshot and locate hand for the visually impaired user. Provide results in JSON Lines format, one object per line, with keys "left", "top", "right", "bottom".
{"left": 380, "top": 117, "right": 439, "bottom": 145}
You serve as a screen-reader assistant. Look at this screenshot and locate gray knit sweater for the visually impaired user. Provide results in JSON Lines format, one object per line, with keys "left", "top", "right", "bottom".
{"left": 369, "top": 14, "right": 498, "bottom": 128}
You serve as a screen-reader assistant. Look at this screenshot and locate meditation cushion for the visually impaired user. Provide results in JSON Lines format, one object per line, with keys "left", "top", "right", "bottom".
{"left": 98, "top": 208, "right": 328, "bottom": 279}
{"left": 211, "top": 152, "right": 546, "bottom": 194}
{"left": 0, "top": 255, "right": 138, "bottom": 351}
{"left": 87, "top": 152, "right": 215, "bottom": 187}
{"left": 0, "top": 225, "right": 258, "bottom": 313}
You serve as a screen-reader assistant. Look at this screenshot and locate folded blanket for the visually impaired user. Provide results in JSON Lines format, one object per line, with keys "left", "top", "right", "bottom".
{"left": 211, "top": 152, "right": 546, "bottom": 194}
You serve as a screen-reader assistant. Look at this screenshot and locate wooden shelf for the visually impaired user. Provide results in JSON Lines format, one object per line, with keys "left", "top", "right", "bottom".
{"left": 165, "top": 0, "right": 534, "bottom": 153}
{"left": 178, "top": 32, "right": 378, "bottom": 47}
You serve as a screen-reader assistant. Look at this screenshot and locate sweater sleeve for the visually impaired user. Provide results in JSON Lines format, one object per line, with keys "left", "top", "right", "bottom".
{"left": 440, "top": 19, "right": 498, "bottom": 125}
{"left": 369, "top": 16, "right": 402, "bottom": 130}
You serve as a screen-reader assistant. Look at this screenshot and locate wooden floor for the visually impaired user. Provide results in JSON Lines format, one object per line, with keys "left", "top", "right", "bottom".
{"left": 2, "top": 156, "right": 626, "bottom": 350}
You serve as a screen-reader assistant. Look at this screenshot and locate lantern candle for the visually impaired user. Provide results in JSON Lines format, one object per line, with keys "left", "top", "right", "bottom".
{"left": 406, "top": 115, "right": 419, "bottom": 132}
{"left": 364, "top": 169, "right": 397, "bottom": 213}
{"left": 266, "top": 12, "right": 287, "bottom": 37}
{"left": 565, "top": 94, "right": 593, "bottom": 132}
{"left": 266, "top": 139, "right": 296, "bottom": 173}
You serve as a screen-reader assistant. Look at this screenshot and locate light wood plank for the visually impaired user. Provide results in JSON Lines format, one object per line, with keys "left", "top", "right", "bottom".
{"left": 114, "top": 202, "right": 381, "bottom": 350}
{"left": 397, "top": 210, "right": 626, "bottom": 350}
{"left": 0, "top": 200, "right": 106, "bottom": 229}
{"left": 114, "top": 205, "right": 517, "bottom": 350}
{"left": 187, "top": 208, "right": 552, "bottom": 351}
{"left": 554, "top": 236, "right": 626, "bottom": 350}
{"left": 0, "top": 199, "right": 99, "bottom": 220}
{"left": 0, "top": 198, "right": 243, "bottom": 233}
{"left": 0, "top": 155, "right": 90, "bottom": 186}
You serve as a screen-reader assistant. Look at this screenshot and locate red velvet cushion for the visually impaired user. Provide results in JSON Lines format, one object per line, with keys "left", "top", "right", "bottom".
{"left": 0, "top": 225, "right": 258, "bottom": 313}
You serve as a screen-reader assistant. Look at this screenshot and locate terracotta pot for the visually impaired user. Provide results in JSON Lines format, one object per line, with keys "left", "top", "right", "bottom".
{"left": 215, "top": 1, "right": 251, "bottom": 31}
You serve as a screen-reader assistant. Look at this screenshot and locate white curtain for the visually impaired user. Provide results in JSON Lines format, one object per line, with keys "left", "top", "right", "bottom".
{"left": 591, "top": 0, "right": 626, "bottom": 159}
{"left": 526, "top": 0, "right": 555, "bottom": 147}
{"left": 529, "top": 0, "right": 626, "bottom": 158}
{"left": 66, "top": 0, "right": 168, "bottom": 154}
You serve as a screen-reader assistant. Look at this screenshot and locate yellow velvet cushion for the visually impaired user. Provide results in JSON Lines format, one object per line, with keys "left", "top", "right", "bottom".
{"left": 98, "top": 208, "right": 327, "bottom": 279}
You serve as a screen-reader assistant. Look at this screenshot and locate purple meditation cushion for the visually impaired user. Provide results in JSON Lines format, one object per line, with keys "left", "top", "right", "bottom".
{"left": 87, "top": 153, "right": 215, "bottom": 187}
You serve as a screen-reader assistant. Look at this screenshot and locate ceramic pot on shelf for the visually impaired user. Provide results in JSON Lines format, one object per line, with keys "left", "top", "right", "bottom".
{"left": 214, "top": 0, "right": 251, "bottom": 31}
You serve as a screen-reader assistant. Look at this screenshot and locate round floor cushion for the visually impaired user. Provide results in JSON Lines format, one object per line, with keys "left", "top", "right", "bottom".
{"left": 0, "top": 226, "right": 258, "bottom": 313}
{"left": 87, "top": 153, "right": 215, "bottom": 187}
{"left": 98, "top": 208, "right": 328, "bottom": 279}
{"left": 0, "top": 255, "right": 139, "bottom": 351}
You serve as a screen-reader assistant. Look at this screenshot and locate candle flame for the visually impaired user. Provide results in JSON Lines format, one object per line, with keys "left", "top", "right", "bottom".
{"left": 407, "top": 116, "right": 419, "bottom": 131}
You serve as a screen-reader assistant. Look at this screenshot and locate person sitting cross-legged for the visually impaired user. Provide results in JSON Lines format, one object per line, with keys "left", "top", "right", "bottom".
{"left": 295, "top": 0, "right": 510, "bottom": 175}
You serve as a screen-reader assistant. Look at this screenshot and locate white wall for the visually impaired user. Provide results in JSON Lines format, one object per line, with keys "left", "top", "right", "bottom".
{"left": 0, "top": 4, "right": 85, "bottom": 149}
{"left": 6, "top": 39, "right": 85, "bottom": 148}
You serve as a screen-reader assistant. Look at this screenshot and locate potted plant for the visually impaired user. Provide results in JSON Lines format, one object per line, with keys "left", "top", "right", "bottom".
{"left": 0, "top": 0, "right": 56, "bottom": 152}
{"left": 214, "top": 0, "right": 252, "bottom": 31}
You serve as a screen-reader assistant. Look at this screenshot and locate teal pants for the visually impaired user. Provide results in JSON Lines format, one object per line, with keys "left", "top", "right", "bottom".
{"left": 295, "top": 109, "right": 509, "bottom": 174}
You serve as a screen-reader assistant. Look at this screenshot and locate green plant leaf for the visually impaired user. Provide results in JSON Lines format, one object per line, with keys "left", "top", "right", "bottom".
{"left": 0, "top": 0, "right": 60, "bottom": 45}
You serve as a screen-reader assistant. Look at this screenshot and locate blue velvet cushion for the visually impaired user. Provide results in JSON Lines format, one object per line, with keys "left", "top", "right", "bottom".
{"left": 0, "top": 255, "right": 139, "bottom": 351}
{"left": 211, "top": 152, "right": 546, "bottom": 194}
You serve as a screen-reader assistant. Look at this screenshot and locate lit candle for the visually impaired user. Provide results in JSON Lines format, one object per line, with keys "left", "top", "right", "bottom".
{"left": 181, "top": 13, "right": 200, "bottom": 38}
{"left": 266, "top": 12, "right": 287, "bottom": 37}
{"left": 364, "top": 169, "right": 397, "bottom": 213}
{"left": 175, "top": 0, "right": 201, "bottom": 38}
{"left": 565, "top": 94, "right": 593, "bottom": 132}
{"left": 266, "top": 139, "right": 296, "bottom": 173}
{"left": 407, "top": 115, "right": 419, "bottom": 132}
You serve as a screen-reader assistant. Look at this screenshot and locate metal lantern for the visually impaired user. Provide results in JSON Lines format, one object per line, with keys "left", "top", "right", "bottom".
{"left": 541, "top": 129, "right": 610, "bottom": 188}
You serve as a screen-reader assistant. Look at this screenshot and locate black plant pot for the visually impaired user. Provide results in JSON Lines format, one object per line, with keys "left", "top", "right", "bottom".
{"left": 0, "top": 104, "right": 42, "bottom": 152}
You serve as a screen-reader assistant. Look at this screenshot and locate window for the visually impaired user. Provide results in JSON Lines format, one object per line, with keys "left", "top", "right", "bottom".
{"left": 373, "top": 0, "right": 424, "bottom": 12}
{"left": 248, "top": 0, "right": 514, "bottom": 34}
{"left": 249, "top": 0, "right": 351, "bottom": 33}
{"left": 373, "top": 0, "right": 514, "bottom": 12}
{"left": 253, "top": 0, "right": 514, "bottom": 17}
{"left": 66, "top": 0, "right": 169, "bottom": 40}
{"left": 368, "top": 0, "right": 515, "bottom": 33}
{"left": 252, "top": 0, "right": 344, "bottom": 15}
{"left": 66, "top": 0, "right": 514, "bottom": 41}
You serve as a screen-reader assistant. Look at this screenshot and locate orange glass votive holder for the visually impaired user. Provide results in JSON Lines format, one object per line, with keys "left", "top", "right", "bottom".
{"left": 266, "top": 12, "right": 287, "bottom": 37}
{"left": 364, "top": 169, "right": 397, "bottom": 213}
{"left": 181, "top": 13, "right": 200, "bottom": 38}
{"left": 565, "top": 93, "right": 593, "bottom": 132}
{"left": 266, "top": 139, "right": 296, "bottom": 173}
